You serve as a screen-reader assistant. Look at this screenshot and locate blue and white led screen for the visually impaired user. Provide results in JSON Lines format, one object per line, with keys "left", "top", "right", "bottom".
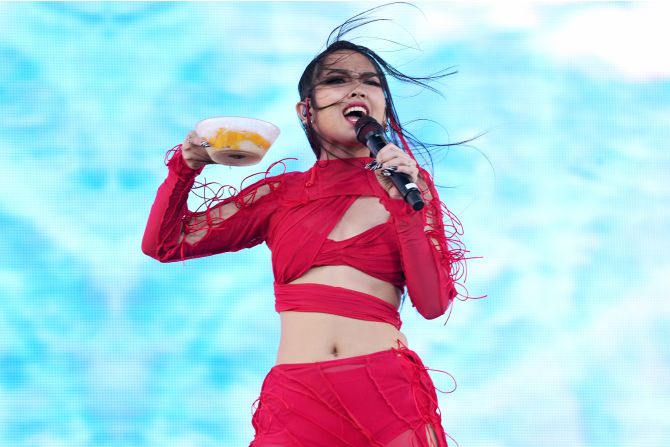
{"left": 1, "top": 3, "right": 668, "bottom": 446}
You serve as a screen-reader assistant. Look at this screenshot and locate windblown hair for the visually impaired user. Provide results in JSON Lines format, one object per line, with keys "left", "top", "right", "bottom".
{"left": 297, "top": 3, "right": 462, "bottom": 164}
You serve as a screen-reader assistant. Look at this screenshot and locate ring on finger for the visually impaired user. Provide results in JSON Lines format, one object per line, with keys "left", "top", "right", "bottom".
{"left": 200, "top": 140, "right": 211, "bottom": 148}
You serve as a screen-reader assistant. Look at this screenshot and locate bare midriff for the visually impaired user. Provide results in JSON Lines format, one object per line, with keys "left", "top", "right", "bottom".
{"left": 276, "top": 265, "right": 408, "bottom": 365}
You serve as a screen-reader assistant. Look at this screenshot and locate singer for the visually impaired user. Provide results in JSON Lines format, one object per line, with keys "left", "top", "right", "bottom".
{"left": 142, "top": 7, "right": 467, "bottom": 447}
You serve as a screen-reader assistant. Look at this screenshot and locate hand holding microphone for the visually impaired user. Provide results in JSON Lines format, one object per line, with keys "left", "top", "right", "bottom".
{"left": 355, "top": 116, "right": 425, "bottom": 211}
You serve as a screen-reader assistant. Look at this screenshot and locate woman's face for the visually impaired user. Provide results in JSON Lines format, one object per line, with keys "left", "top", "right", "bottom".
{"left": 301, "top": 50, "right": 387, "bottom": 158}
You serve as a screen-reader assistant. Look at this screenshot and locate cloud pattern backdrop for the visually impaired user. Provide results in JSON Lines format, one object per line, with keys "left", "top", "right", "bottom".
{"left": 0, "top": 2, "right": 668, "bottom": 446}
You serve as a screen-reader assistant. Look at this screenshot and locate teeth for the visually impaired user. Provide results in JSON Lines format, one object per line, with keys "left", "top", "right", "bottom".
{"left": 344, "top": 105, "right": 368, "bottom": 116}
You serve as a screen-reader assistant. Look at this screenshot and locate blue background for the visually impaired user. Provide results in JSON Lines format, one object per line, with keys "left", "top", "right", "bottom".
{"left": 1, "top": 2, "right": 668, "bottom": 446}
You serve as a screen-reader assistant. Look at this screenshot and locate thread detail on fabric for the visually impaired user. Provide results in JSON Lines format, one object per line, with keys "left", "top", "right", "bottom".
{"left": 249, "top": 347, "right": 451, "bottom": 446}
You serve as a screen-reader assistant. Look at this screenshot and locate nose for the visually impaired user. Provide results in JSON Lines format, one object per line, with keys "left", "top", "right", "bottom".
{"left": 349, "top": 84, "right": 366, "bottom": 98}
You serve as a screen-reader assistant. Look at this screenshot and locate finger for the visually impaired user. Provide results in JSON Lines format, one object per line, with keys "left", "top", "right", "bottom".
{"left": 183, "top": 131, "right": 198, "bottom": 150}
{"left": 185, "top": 131, "right": 211, "bottom": 149}
{"left": 192, "top": 134, "right": 210, "bottom": 148}
{"left": 375, "top": 144, "right": 402, "bottom": 159}
{"left": 377, "top": 148, "right": 413, "bottom": 167}
{"left": 378, "top": 161, "right": 418, "bottom": 180}
{"left": 392, "top": 164, "right": 418, "bottom": 178}
{"left": 381, "top": 155, "right": 414, "bottom": 170}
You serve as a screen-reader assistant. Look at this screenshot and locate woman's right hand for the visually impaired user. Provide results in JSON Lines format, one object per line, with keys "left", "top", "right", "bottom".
{"left": 181, "top": 130, "right": 213, "bottom": 170}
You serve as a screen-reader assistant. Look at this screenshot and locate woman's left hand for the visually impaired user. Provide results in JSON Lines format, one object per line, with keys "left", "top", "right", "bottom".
{"left": 373, "top": 144, "right": 420, "bottom": 199}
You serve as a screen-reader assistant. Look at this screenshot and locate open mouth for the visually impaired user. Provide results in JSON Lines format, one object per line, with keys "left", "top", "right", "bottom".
{"left": 343, "top": 105, "right": 369, "bottom": 124}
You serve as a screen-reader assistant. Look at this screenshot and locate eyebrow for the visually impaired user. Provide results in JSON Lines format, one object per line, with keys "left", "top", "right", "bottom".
{"left": 322, "top": 68, "right": 380, "bottom": 78}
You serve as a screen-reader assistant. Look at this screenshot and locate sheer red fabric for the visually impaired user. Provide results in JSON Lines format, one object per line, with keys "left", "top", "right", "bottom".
{"left": 142, "top": 146, "right": 464, "bottom": 323}
{"left": 250, "top": 344, "right": 449, "bottom": 447}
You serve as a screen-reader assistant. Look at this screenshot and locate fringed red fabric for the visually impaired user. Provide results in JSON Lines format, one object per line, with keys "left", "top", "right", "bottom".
{"left": 249, "top": 345, "right": 451, "bottom": 447}
{"left": 181, "top": 157, "right": 296, "bottom": 240}
{"left": 145, "top": 146, "right": 469, "bottom": 323}
{"left": 389, "top": 119, "right": 471, "bottom": 304}
{"left": 144, "top": 145, "right": 468, "bottom": 446}
{"left": 150, "top": 146, "right": 295, "bottom": 262}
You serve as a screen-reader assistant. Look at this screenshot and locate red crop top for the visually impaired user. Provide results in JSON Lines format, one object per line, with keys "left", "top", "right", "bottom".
{"left": 142, "top": 146, "right": 463, "bottom": 329}
{"left": 315, "top": 222, "right": 404, "bottom": 287}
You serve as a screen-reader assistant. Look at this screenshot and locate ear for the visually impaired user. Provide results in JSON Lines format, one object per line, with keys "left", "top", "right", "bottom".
{"left": 295, "top": 100, "right": 309, "bottom": 125}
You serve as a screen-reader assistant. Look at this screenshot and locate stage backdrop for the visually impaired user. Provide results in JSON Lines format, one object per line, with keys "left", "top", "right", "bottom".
{"left": 1, "top": 2, "right": 668, "bottom": 447}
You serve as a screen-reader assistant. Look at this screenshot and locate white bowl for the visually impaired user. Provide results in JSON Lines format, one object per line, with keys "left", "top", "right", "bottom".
{"left": 195, "top": 116, "right": 280, "bottom": 166}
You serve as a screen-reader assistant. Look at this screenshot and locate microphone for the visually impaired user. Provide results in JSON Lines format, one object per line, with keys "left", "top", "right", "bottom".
{"left": 355, "top": 116, "right": 424, "bottom": 211}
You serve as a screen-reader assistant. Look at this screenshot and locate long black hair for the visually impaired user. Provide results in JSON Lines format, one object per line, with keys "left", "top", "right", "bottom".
{"left": 297, "top": 3, "right": 467, "bottom": 166}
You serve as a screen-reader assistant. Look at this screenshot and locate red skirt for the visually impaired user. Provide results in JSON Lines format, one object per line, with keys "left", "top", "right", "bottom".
{"left": 249, "top": 345, "right": 449, "bottom": 446}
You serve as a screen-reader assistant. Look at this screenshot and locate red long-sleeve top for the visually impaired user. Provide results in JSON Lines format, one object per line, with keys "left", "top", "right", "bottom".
{"left": 142, "top": 147, "right": 461, "bottom": 326}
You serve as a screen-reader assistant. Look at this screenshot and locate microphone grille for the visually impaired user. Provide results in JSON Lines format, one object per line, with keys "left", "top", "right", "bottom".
{"left": 355, "top": 116, "right": 383, "bottom": 145}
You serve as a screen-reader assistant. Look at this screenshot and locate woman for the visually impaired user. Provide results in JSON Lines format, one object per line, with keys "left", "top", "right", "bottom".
{"left": 143, "top": 34, "right": 465, "bottom": 447}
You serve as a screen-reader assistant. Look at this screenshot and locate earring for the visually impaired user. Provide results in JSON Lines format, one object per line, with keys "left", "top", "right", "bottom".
{"left": 304, "top": 97, "right": 312, "bottom": 117}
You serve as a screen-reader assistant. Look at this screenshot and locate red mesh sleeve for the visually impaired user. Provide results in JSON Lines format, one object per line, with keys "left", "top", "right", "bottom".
{"left": 142, "top": 145, "right": 281, "bottom": 262}
{"left": 381, "top": 166, "right": 467, "bottom": 320}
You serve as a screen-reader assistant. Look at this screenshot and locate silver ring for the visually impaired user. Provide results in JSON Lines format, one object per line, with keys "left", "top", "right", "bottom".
{"left": 200, "top": 140, "right": 211, "bottom": 148}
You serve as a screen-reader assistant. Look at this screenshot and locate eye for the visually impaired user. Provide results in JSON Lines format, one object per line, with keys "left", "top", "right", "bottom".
{"left": 323, "top": 76, "right": 346, "bottom": 85}
{"left": 365, "top": 79, "right": 382, "bottom": 87}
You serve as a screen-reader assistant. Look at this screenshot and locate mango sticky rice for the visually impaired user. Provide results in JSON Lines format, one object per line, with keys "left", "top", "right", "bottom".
{"left": 195, "top": 117, "right": 280, "bottom": 166}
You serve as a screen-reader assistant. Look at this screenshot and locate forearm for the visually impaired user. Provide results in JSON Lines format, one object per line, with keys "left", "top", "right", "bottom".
{"left": 383, "top": 196, "right": 456, "bottom": 319}
{"left": 142, "top": 147, "right": 204, "bottom": 262}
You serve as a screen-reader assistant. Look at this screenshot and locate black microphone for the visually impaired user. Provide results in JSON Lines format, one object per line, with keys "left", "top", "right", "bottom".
{"left": 355, "top": 116, "right": 424, "bottom": 211}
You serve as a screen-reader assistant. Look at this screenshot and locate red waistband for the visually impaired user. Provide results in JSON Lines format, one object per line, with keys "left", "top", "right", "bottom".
{"left": 274, "top": 283, "right": 402, "bottom": 330}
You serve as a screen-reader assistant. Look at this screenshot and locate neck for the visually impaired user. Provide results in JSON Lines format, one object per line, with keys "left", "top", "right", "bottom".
{"left": 318, "top": 144, "right": 371, "bottom": 160}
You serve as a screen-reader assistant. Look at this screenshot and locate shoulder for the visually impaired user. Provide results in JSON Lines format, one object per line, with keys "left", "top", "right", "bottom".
{"left": 263, "top": 169, "right": 306, "bottom": 191}
{"left": 236, "top": 164, "right": 309, "bottom": 203}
